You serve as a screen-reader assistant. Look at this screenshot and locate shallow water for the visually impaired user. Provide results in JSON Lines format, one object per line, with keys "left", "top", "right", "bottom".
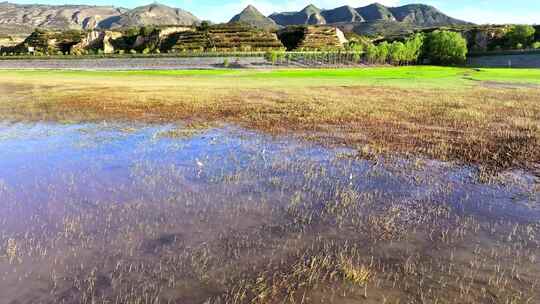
{"left": 0, "top": 122, "right": 539, "bottom": 304}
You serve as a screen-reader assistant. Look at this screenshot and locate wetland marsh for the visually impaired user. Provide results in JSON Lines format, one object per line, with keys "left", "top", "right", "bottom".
{"left": 0, "top": 67, "right": 539, "bottom": 304}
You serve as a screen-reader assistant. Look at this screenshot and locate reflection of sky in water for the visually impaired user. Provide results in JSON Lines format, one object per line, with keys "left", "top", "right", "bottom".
{"left": 0, "top": 121, "right": 538, "bottom": 225}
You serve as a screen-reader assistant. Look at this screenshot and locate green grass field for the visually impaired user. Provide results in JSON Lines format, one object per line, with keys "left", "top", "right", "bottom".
{"left": 3, "top": 66, "right": 540, "bottom": 89}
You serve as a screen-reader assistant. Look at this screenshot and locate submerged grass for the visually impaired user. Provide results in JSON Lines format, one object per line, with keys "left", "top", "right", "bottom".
{"left": 0, "top": 66, "right": 538, "bottom": 303}
{"left": 0, "top": 121, "right": 538, "bottom": 304}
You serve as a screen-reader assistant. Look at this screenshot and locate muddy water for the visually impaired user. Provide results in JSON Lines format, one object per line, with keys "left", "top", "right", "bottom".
{"left": 0, "top": 122, "right": 539, "bottom": 304}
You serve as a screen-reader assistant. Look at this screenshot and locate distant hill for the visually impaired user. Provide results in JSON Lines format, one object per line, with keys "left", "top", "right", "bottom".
{"left": 269, "top": 2, "right": 470, "bottom": 35}
{"left": 320, "top": 6, "right": 364, "bottom": 24}
{"left": 229, "top": 5, "right": 278, "bottom": 31}
{"left": 109, "top": 4, "right": 199, "bottom": 29}
{"left": 0, "top": 2, "right": 125, "bottom": 33}
{"left": 357, "top": 3, "right": 395, "bottom": 22}
{"left": 269, "top": 5, "right": 326, "bottom": 26}
{"left": 0, "top": 2, "right": 199, "bottom": 36}
{"left": 389, "top": 4, "right": 466, "bottom": 26}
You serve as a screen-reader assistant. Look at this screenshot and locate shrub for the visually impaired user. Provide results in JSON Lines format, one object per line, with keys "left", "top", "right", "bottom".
{"left": 425, "top": 30, "right": 467, "bottom": 65}
{"left": 223, "top": 58, "right": 230, "bottom": 67}
{"left": 533, "top": 42, "right": 540, "bottom": 49}
{"left": 271, "top": 52, "right": 278, "bottom": 65}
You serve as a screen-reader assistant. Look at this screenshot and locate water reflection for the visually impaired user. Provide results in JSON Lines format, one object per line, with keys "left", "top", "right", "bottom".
{"left": 0, "top": 121, "right": 538, "bottom": 304}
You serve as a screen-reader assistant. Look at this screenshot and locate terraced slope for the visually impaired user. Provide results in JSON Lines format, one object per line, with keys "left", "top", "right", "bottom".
{"left": 1, "top": 29, "right": 84, "bottom": 54}
{"left": 278, "top": 26, "right": 347, "bottom": 51}
{"left": 169, "top": 24, "right": 284, "bottom": 52}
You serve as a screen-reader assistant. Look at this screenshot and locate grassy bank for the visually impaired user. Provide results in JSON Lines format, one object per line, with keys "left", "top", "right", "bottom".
{"left": 1, "top": 66, "right": 539, "bottom": 172}
{"left": 4, "top": 66, "right": 540, "bottom": 86}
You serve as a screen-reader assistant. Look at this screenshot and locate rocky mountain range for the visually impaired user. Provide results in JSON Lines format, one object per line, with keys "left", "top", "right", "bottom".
{"left": 0, "top": 2, "right": 199, "bottom": 36}
{"left": 229, "top": 3, "right": 469, "bottom": 35}
{"left": 0, "top": 1, "right": 469, "bottom": 38}
{"left": 269, "top": 3, "right": 468, "bottom": 27}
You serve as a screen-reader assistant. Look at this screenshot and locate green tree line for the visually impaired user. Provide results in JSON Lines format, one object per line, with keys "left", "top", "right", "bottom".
{"left": 365, "top": 30, "right": 468, "bottom": 65}
{"left": 504, "top": 25, "right": 537, "bottom": 49}
{"left": 265, "top": 30, "right": 469, "bottom": 67}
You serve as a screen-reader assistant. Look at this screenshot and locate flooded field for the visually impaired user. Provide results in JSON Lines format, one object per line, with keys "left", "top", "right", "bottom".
{"left": 0, "top": 121, "right": 539, "bottom": 304}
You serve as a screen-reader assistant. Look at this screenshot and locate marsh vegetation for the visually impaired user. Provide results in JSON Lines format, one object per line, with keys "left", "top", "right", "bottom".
{"left": 0, "top": 67, "right": 539, "bottom": 304}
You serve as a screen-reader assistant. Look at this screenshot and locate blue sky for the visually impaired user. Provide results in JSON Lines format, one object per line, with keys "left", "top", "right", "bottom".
{"left": 9, "top": 0, "right": 540, "bottom": 24}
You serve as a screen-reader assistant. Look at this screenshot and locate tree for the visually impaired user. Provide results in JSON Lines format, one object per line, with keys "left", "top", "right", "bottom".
{"left": 505, "top": 25, "right": 536, "bottom": 48}
{"left": 346, "top": 39, "right": 364, "bottom": 52}
{"left": 389, "top": 41, "right": 406, "bottom": 65}
{"left": 352, "top": 51, "right": 362, "bottom": 64}
{"left": 365, "top": 43, "right": 378, "bottom": 64}
{"left": 425, "top": 30, "right": 468, "bottom": 65}
{"left": 403, "top": 33, "right": 424, "bottom": 64}
{"left": 198, "top": 21, "right": 211, "bottom": 32}
{"left": 139, "top": 26, "right": 155, "bottom": 37}
{"left": 125, "top": 28, "right": 139, "bottom": 37}
{"left": 376, "top": 41, "right": 390, "bottom": 64}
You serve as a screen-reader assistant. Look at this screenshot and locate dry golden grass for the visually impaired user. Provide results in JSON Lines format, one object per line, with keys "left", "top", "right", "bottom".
{"left": 0, "top": 72, "right": 538, "bottom": 172}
